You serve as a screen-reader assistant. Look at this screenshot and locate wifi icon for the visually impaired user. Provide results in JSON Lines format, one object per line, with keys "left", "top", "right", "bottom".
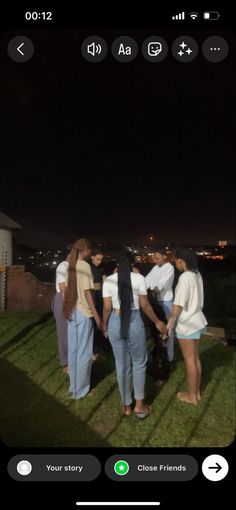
{"left": 189, "top": 12, "right": 199, "bottom": 20}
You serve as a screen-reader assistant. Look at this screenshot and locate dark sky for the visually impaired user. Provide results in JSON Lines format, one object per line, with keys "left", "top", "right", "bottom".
{"left": 0, "top": 28, "right": 235, "bottom": 248}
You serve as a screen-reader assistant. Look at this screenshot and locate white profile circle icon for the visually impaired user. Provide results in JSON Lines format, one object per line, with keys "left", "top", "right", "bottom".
{"left": 17, "top": 460, "right": 32, "bottom": 476}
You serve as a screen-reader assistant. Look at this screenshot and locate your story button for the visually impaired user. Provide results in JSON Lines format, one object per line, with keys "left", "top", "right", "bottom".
{"left": 105, "top": 455, "right": 198, "bottom": 481}
{"left": 8, "top": 455, "right": 101, "bottom": 481}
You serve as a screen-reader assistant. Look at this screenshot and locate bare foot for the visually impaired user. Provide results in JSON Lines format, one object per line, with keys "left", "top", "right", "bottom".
{"left": 88, "top": 388, "right": 95, "bottom": 397}
{"left": 63, "top": 365, "right": 69, "bottom": 374}
{"left": 197, "top": 394, "right": 201, "bottom": 402}
{"left": 177, "top": 392, "right": 198, "bottom": 405}
{"left": 122, "top": 405, "right": 132, "bottom": 416}
{"left": 92, "top": 354, "right": 98, "bottom": 362}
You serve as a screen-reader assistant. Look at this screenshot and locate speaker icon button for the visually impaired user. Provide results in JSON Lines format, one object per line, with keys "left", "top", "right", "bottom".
{"left": 81, "top": 36, "right": 108, "bottom": 62}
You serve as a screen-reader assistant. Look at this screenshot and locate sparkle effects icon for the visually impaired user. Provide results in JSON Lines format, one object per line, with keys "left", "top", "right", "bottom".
{"left": 172, "top": 36, "right": 198, "bottom": 62}
{"left": 114, "top": 460, "right": 130, "bottom": 476}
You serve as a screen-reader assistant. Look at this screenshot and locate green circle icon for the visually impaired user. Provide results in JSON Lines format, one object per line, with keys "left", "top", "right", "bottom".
{"left": 114, "top": 460, "right": 129, "bottom": 476}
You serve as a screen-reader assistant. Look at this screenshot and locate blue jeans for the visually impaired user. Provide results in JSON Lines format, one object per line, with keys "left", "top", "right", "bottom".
{"left": 67, "top": 308, "right": 94, "bottom": 399}
{"left": 108, "top": 310, "right": 147, "bottom": 406}
{"left": 157, "top": 300, "right": 174, "bottom": 362}
{"left": 53, "top": 292, "right": 68, "bottom": 366}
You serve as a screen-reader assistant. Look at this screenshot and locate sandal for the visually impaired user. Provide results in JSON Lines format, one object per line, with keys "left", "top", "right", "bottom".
{"left": 134, "top": 405, "right": 150, "bottom": 419}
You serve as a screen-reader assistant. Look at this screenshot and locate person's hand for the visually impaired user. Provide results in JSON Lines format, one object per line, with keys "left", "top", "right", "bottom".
{"left": 102, "top": 324, "right": 108, "bottom": 338}
{"left": 155, "top": 320, "right": 168, "bottom": 337}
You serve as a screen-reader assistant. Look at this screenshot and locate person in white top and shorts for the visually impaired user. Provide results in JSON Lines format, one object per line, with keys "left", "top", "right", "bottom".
{"left": 103, "top": 252, "right": 167, "bottom": 419}
{"left": 167, "top": 249, "right": 207, "bottom": 405}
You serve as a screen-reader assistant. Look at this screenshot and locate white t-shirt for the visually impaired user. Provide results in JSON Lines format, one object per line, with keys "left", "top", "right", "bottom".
{"left": 55, "top": 260, "right": 69, "bottom": 292}
{"left": 103, "top": 272, "right": 147, "bottom": 310}
{"left": 145, "top": 262, "right": 174, "bottom": 301}
{"left": 174, "top": 271, "right": 207, "bottom": 336}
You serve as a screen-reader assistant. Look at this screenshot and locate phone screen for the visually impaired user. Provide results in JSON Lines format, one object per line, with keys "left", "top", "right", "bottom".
{"left": 0, "top": 6, "right": 235, "bottom": 509}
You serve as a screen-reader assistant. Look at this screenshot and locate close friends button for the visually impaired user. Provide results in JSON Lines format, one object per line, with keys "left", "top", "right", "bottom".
{"left": 8, "top": 455, "right": 101, "bottom": 481}
{"left": 105, "top": 455, "right": 198, "bottom": 481}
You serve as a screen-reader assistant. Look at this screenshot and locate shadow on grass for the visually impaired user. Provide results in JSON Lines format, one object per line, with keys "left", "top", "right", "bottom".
{"left": 201, "top": 340, "right": 234, "bottom": 392}
{"left": 0, "top": 358, "right": 109, "bottom": 447}
{"left": 0, "top": 313, "right": 53, "bottom": 355}
{"left": 145, "top": 340, "right": 182, "bottom": 406}
{"left": 90, "top": 351, "right": 115, "bottom": 390}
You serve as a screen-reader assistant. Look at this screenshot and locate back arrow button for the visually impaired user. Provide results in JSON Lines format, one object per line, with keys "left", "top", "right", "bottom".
{"left": 17, "top": 42, "right": 25, "bottom": 56}
{"left": 7, "top": 36, "right": 34, "bottom": 62}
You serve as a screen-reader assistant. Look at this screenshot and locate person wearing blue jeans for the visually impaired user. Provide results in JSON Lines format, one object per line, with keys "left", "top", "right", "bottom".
{"left": 103, "top": 253, "right": 167, "bottom": 419}
{"left": 108, "top": 310, "right": 147, "bottom": 406}
{"left": 63, "top": 238, "right": 102, "bottom": 400}
{"left": 68, "top": 308, "right": 94, "bottom": 398}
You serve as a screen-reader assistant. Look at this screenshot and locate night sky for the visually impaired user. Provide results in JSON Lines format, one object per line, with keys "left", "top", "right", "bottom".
{"left": 0, "top": 28, "right": 235, "bottom": 248}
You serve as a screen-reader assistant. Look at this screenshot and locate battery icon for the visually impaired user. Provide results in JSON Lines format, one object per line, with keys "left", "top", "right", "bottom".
{"left": 203, "top": 11, "right": 220, "bottom": 20}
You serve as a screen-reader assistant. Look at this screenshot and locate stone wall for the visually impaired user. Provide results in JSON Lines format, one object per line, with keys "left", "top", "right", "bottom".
{"left": 6, "top": 265, "right": 54, "bottom": 312}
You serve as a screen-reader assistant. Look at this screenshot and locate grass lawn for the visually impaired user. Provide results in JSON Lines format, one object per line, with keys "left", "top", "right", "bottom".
{"left": 0, "top": 311, "right": 235, "bottom": 448}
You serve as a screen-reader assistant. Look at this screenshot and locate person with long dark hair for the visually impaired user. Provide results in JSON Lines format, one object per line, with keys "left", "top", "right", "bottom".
{"left": 167, "top": 249, "right": 207, "bottom": 405}
{"left": 103, "top": 253, "right": 167, "bottom": 418}
{"left": 63, "top": 238, "right": 102, "bottom": 400}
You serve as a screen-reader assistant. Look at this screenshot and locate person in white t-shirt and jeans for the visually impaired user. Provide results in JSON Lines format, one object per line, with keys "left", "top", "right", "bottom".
{"left": 103, "top": 253, "right": 167, "bottom": 419}
{"left": 53, "top": 255, "right": 70, "bottom": 373}
{"left": 145, "top": 248, "right": 175, "bottom": 362}
{"left": 167, "top": 249, "right": 207, "bottom": 405}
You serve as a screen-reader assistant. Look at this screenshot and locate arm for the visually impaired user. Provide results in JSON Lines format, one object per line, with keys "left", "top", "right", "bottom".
{"left": 84, "top": 289, "right": 103, "bottom": 330}
{"left": 166, "top": 304, "right": 183, "bottom": 334}
{"left": 103, "top": 296, "right": 112, "bottom": 337}
{"left": 139, "top": 294, "right": 167, "bottom": 336}
{"left": 167, "top": 273, "right": 189, "bottom": 334}
{"left": 58, "top": 282, "right": 66, "bottom": 299}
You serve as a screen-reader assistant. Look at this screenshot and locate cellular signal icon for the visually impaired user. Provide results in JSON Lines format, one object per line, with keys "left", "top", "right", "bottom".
{"left": 172, "top": 12, "right": 185, "bottom": 20}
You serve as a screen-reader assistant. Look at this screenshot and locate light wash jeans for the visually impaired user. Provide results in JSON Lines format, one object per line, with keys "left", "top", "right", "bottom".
{"left": 53, "top": 292, "right": 68, "bottom": 366}
{"left": 108, "top": 310, "right": 147, "bottom": 406}
{"left": 157, "top": 300, "right": 174, "bottom": 362}
{"left": 67, "top": 308, "right": 94, "bottom": 399}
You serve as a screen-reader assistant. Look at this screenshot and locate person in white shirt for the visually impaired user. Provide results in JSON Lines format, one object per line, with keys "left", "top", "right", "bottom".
{"left": 145, "top": 249, "right": 175, "bottom": 362}
{"left": 103, "top": 253, "right": 167, "bottom": 419}
{"left": 167, "top": 249, "right": 207, "bottom": 405}
{"left": 53, "top": 257, "right": 69, "bottom": 373}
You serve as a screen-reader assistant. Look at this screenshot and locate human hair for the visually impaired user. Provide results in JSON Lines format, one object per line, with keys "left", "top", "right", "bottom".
{"left": 91, "top": 247, "right": 103, "bottom": 257}
{"left": 154, "top": 247, "right": 168, "bottom": 256}
{"left": 175, "top": 248, "right": 198, "bottom": 273}
{"left": 117, "top": 255, "right": 134, "bottom": 339}
{"left": 63, "top": 238, "right": 92, "bottom": 319}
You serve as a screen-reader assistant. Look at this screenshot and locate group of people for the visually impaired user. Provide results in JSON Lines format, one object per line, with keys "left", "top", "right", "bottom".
{"left": 53, "top": 239, "right": 207, "bottom": 416}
